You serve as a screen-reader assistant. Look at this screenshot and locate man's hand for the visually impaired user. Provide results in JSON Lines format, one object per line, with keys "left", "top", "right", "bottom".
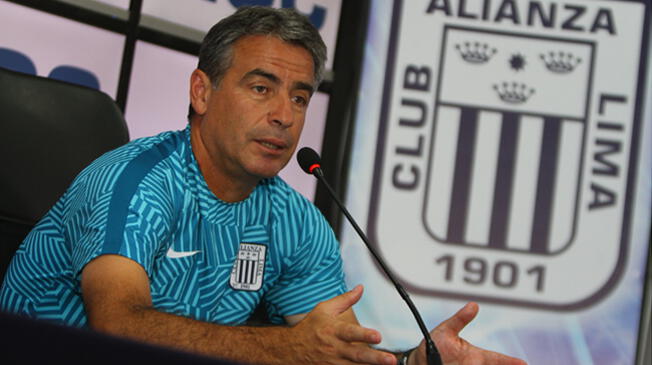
{"left": 409, "top": 303, "right": 526, "bottom": 365}
{"left": 289, "top": 285, "right": 396, "bottom": 365}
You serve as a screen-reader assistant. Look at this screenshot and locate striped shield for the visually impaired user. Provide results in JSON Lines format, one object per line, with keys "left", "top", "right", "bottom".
{"left": 230, "top": 243, "right": 266, "bottom": 291}
{"left": 424, "top": 27, "right": 594, "bottom": 255}
{"left": 234, "top": 258, "right": 259, "bottom": 285}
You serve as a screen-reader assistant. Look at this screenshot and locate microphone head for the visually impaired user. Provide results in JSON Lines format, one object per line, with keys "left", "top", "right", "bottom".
{"left": 297, "top": 147, "right": 322, "bottom": 175}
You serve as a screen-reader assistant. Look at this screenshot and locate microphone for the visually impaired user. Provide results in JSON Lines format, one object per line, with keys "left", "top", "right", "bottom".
{"left": 297, "top": 147, "right": 443, "bottom": 365}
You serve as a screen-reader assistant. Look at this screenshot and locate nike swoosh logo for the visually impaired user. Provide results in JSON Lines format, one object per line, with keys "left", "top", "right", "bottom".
{"left": 166, "top": 247, "right": 201, "bottom": 258}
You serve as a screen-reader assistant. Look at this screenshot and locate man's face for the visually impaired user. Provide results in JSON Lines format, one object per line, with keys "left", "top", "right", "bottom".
{"left": 194, "top": 35, "right": 315, "bottom": 184}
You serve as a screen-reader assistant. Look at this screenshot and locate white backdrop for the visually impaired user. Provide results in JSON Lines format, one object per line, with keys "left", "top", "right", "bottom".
{"left": 0, "top": 1, "right": 123, "bottom": 97}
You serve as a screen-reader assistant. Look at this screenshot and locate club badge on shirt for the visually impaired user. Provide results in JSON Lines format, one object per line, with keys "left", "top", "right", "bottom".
{"left": 230, "top": 243, "right": 266, "bottom": 291}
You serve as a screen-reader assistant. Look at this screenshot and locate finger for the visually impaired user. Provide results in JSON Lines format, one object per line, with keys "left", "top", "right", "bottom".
{"left": 335, "top": 321, "right": 382, "bottom": 344}
{"left": 318, "top": 285, "right": 364, "bottom": 316}
{"left": 439, "top": 302, "right": 479, "bottom": 335}
{"left": 340, "top": 344, "right": 396, "bottom": 365}
{"left": 469, "top": 345, "right": 527, "bottom": 365}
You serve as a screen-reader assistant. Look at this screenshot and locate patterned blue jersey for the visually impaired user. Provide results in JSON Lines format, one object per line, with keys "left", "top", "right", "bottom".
{"left": 0, "top": 126, "right": 346, "bottom": 327}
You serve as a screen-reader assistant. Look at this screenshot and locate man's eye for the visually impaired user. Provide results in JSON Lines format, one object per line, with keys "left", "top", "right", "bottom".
{"left": 253, "top": 85, "right": 268, "bottom": 94}
{"left": 292, "top": 95, "right": 308, "bottom": 106}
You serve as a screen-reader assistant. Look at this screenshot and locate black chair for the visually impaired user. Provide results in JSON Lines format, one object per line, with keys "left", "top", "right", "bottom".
{"left": 0, "top": 67, "right": 130, "bottom": 280}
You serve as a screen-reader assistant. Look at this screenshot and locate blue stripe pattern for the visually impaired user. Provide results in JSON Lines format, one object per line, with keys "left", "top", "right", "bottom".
{"left": 103, "top": 140, "right": 178, "bottom": 255}
{"left": 0, "top": 126, "right": 346, "bottom": 327}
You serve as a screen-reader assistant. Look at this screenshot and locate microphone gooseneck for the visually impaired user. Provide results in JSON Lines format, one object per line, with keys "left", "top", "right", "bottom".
{"left": 297, "top": 147, "right": 443, "bottom": 365}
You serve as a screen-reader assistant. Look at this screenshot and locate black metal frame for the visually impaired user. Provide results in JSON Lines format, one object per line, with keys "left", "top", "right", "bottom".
{"left": 115, "top": 0, "right": 142, "bottom": 111}
{"left": 314, "top": 0, "right": 370, "bottom": 235}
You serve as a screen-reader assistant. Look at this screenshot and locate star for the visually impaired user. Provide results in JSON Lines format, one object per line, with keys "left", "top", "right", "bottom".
{"left": 509, "top": 53, "right": 526, "bottom": 71}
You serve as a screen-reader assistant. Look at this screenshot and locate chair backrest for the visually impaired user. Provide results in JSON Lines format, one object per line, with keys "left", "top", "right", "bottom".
{"left": 0, "top": 67, "right": 129, "bottom": 278}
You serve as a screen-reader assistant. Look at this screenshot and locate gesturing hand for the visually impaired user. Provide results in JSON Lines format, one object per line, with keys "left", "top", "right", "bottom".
{"left": 410, "top": 303, "right": 527, "bottom": 365}
{"left": 290, "top": 285, "right": 396, "bottom": 365}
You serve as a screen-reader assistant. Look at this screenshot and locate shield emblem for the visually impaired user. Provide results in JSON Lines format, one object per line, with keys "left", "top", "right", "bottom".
{"left": 424, "top": 27, "right": 593, "bottom": 255}
{"left": 367, "top": 0, "right": 647, "bottom": 310}
{"left": 230, "top": 243, "right": 266, "bottom": 291}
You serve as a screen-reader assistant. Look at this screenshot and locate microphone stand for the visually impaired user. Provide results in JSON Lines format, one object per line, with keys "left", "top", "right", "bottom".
{"left": 310, "top": 167, "right": 443, "bottom": 365}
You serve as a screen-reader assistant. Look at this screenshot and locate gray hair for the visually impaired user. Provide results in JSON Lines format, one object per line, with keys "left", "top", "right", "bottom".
{"left": 199, "top": 6, "right": 326, "bottom": 88}
{"left": 188, "top": 6, "right": 326, "bottom": 119}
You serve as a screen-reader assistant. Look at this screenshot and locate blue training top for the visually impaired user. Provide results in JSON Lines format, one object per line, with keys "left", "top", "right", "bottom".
{"left": 0, "top": 126, "right": 346, "bottom": 326}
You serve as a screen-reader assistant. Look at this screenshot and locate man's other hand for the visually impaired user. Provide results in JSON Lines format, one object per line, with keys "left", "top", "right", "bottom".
{"left": 410, "top": 302, "right": 527, "bottom": 365}
{"left": 290, "top": 285, "right": 396, "bottom": 365}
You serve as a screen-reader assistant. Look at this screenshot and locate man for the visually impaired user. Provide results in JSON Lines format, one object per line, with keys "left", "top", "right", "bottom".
{"left": 1, "top": 7, "right": 525, "bottom": 365}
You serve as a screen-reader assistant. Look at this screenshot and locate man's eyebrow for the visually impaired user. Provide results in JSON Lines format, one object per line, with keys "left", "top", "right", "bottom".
{"left": 243, "top": 68, "right": 280, "bottom": 84}
{"left": 293, "top": 81, "right": 315, "bottom": 96}
{"left": 243, "top": 68, "right": 315, "bottom": 95}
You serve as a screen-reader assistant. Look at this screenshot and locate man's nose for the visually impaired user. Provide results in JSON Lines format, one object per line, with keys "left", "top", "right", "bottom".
{"left": 268, "top": 95, "right": 293, "bottom": 128}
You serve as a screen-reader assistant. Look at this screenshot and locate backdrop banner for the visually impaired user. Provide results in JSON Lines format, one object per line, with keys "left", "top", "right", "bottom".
{"left": 342, "top": 0, "right": 651, "bottom": 364}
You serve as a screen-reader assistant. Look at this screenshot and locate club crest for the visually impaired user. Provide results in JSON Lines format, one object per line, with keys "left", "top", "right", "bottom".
{"left": 230, "top": 243, "right": 266, "bottom": 291}
{"left": 368, "top": 0, "right": 649, "bottom": 310}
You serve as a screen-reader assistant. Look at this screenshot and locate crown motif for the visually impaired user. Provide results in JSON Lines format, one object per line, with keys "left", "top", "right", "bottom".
{"left": 540, "top": 51, "right": 582, "bottom": 73}
{"left": 455, "top": 41, "right": 497, "bottom": 64}
{"left": 493, "top": 82, "right": 535, "bottom": 104}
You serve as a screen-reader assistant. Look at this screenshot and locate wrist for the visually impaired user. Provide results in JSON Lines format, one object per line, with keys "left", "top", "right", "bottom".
{"left": 398, "top": 348, "right": 414, "bottom": 365}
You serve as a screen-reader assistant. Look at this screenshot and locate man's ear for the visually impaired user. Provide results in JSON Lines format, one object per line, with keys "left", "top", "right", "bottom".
{"left": 189, "top": 69, "right": 212, "bottom": 115}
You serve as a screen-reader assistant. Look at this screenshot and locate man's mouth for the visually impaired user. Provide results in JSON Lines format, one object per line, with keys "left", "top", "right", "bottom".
{"left": 256, "top": 138, "right": 287, "bottom": 152}
{"left": 259, "top": 141, "right": 281, "bottom": 150}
